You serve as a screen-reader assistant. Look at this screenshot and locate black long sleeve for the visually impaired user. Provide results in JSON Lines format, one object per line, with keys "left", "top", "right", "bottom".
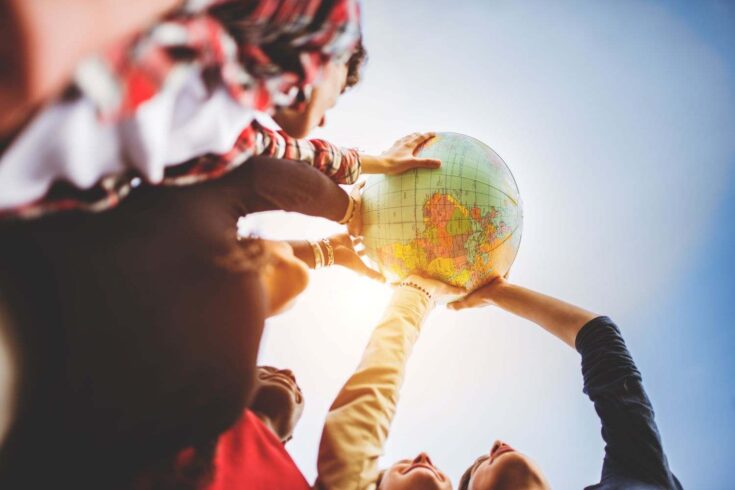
{"left": 576, "top": 317, "right": 682, "bottom": 489}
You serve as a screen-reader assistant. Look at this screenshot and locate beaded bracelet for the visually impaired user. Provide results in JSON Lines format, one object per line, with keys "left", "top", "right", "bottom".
{"left": 399, "top": 280, "right": 433, "bottom": 302}
{"left": 338, "top": 195, "right": 356, "bottom": 225}
{"left": 309, "top": 240, "right": 324, "bottom": 269}
{"left": 321, "top": 238, "right": 335, "bottom": 267}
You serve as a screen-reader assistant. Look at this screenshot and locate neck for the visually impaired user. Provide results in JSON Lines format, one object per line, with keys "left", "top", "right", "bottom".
{"left": 252, "top": 411, "right": 281, "bottom": 440}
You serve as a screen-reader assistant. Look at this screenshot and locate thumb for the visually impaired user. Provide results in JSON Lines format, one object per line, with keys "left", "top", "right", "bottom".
{"left": 447, "top": 294, "right": 481, "bottom": 311}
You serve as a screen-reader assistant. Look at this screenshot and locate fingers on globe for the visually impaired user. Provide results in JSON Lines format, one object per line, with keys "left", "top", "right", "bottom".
{"left": 412, "top": 132, "right": 438, "bottom": 157}
{"left": 447, "top": 300, "right": 464, "bottom": 310}
{"left": 350, "top": 236, "right": 369, "bottom": 257}
{"left": 418, "top": 157, "right": 441, "bottom": 169}
{"left": 356, "top": 258, "right": 384, "bottom": 282}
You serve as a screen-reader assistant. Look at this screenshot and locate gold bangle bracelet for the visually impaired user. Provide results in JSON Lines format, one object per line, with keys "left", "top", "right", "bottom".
{"left": 321, "top": 238, "right": 335, "bottom": 267}
{"left": 309, "top": 240, "right": 324, "bottom": 269}
{"left": 338, "top": 195, "right": 356, "bottom": 225}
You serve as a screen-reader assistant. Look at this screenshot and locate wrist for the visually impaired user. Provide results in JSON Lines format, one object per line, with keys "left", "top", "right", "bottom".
{"left": 398, "top": 279, "right": 435, "bottom": 305}
{"left": 477, "top": 277, "right": 511, "bottom": 307}
{"left": 394, "top": 282, "right": 435, "bottom": 316}
{"left": 359, "top": 154, "right": 386, "bottom": 174}
{"left": 338, "top": 194, "right": 356, "bottom": 224}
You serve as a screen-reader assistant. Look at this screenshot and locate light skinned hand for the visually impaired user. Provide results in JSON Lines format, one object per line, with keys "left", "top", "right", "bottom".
{"left": 360, "top": 133, "right": 442, "bottom": 175}
{"left": 346, "top": 181, "right": 365, "bottom": 237}
{"left": 327, "top": 233, "right": 385, "bottom": 282}
{"left": 402, "top": 274, "right": 467, "bottom": 303}
{"left": 379, "top": 132, "right": 441, "bottom": 175}
{"left": 447, "top": 276, "right": 508, "bottom": 310}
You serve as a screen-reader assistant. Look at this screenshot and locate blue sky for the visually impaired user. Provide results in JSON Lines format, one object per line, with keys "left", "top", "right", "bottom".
{"left": 628, "top": 166, "right": 735, "bottom": 488}
{"left": 256, "top": 1, "right": 735, "bottom": 488}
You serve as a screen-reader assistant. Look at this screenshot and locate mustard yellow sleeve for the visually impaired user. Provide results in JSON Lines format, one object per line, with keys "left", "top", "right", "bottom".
{"left": 315, "top": 287, "right": 433, "bottom": 490}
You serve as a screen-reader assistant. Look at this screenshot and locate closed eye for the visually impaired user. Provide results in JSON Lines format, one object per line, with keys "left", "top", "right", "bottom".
{"left": 471, "top": 455, "right": 490, "bottom": 477}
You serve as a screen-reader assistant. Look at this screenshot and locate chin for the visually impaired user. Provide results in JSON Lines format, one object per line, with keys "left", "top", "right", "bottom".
{"left": 251, "top": 384, "right": 296, "bottom": 421}
{"left": 399, "top": 469, "right": 448, "bottom": 490}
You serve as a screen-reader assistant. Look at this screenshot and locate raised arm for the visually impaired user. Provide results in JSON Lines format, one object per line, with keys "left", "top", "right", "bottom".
{"left": 450, "top": 278, "right": 681, "bottom": 488}
{"left": 219, "top": 124, "right": 441, "bottom": 186}
{"left": 256, "top": 123, "right": 363, "bottom": 185}
{"left": 316, "top": 286, "right": 431, "bottom": 490}
{"left": 450, "top": 278, "right": 597, "bottom": 347}
{"left": 218, "top": 155, "right": 351, "bottom": 223}
{"left": 316, "top": 277, "right": 461, "bottom": 490}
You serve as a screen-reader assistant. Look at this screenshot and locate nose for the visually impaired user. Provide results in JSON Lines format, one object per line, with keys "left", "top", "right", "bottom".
{"left": 490, "top": 440, "right": 510, "bottom": 458}
{"left": 412, "top": 452, "right": 433, "bottom": 467}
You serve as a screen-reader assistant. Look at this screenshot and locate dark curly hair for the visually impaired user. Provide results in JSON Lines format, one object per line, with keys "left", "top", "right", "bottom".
{"left": 208, "top": 1, "right": 367, "bottom": 90}
{"left": 345, "top": 38, "right": 368, "bottom": 90}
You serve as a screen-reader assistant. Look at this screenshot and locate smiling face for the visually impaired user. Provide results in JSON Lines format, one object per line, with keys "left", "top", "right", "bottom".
{"left": 459, "top": 441, "right": 550, "bottom": 490}
{"left": 249, "top": 366, "right": 305, "bottom": 443}
{"left": 379, "top": 452, "right": 453, "bottom": 490}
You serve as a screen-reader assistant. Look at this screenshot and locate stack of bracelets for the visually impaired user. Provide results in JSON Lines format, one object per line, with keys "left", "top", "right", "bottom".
{"left": 309, "top": 239, "right": 335, "bottom": 269}
{"left": 398, "top": 280, "right": 433, "bottom": 302}
{"left": 307, "top": 194, "right": 355, "bottom": 269}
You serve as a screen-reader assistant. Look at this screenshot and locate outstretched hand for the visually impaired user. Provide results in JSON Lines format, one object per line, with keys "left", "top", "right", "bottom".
{"left": 328, "top": 233, "right": 385, "bottom": 282}
{"left": 361, "top": 132, "right": 441, "bottom": 175}
{"left": 447, "top": 276, "right": 507, "bottom": 310}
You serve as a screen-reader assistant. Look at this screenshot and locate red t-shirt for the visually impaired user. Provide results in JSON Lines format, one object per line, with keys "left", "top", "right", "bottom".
{"left": 205, "top": 410, "right": 310, "bottom": 490}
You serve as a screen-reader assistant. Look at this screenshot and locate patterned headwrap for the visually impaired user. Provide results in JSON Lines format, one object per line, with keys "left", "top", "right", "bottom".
{"left": 74, "top": 0, "right": 362, "bottom": 121}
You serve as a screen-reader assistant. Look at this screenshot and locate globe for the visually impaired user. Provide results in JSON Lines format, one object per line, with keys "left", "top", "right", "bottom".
{"left": 362, "top": 132, "right": 523, "bottom": 291}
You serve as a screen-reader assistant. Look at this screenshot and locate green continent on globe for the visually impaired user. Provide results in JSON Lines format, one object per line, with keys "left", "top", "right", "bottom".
{"left": 362, "top": 132, "right": 523, "bottom": 290}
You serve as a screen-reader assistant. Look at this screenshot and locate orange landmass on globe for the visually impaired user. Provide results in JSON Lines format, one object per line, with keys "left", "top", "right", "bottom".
{"left": 377, "top": 192, "right": 516, "bottom": 289}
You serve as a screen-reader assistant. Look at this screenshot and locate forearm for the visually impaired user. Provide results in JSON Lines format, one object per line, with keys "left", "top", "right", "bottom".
{"left": 288, "top": 241, "right": 314, "bottom": 268}
{"left": 493, "top": 283, "right": 598, "bottom": 348}
{"left": 317, "top": 287, "right": 432, "bottom": 489}
{"left": 287, "top": 240, "right": 332, "bottom": 270}
{"left": 226, "top": 156, "right": 350, "bottom": 222}
{"left": 359, "top": 154, "right": 386, "bottom": 174}
{"left": 259, "top": 124, "right": 361, "bottom": 185}
{"left": 577, "top": 318, "right": 680, "bottom": 487}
